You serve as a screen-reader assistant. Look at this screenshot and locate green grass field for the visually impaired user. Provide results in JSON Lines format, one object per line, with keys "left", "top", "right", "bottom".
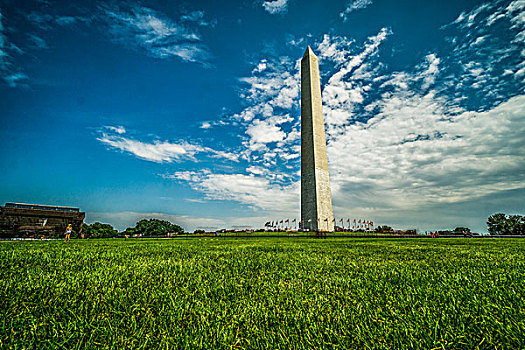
{"left": 1, "top": 238, "right": 524, "bottom": 349}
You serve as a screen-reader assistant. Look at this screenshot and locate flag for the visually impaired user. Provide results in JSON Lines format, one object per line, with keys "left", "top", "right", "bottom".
{"left": 264, "top": 221, "right": 270, "bottom": 226}
{"left": 332, "top": 218, "right": 336, "bottom": 222}
{"left": 346, "top": 219, "right": 350, "bottom": 223}
{"left": 285, "top": 219, "right": 289, "bottom": 223}
{"left": 353, "top": 219, "right": 356, "bottom": 223}
{"left": 324, "top": 218, "right": 328, "bottom": 221}
{"left": 340, "top": 218, "right": 343, "bottom": 222}
{"left": 292, "top": 219, "right": 296, "bottom": 223}
{"left": 280, "top": 220, "right": 283, "bottom": 224}
{"left": 358, "top": 220, "right": 361, "bottom": 223}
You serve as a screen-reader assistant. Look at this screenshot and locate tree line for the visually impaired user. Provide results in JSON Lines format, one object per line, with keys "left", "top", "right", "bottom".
{"left": 81, "top": 219, "right": 184, "bottom": 238}
{"left": 81, "top": 214, "right": 525, "bottom": 238}
{"left": 36, "top": 213, "right": 525, "bottom": 239}
{"left": 487, "top": 213, "right": 525, "bottom": 235}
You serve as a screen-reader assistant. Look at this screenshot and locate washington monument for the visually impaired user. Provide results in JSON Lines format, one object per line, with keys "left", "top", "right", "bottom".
{"left": 301, "top": 46, "right": 334, "bottom": 232}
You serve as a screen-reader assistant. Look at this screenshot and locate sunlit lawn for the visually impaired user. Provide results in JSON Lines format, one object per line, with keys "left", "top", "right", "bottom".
{"left": 1, "top": 238, "right": 524, "bottom": 349}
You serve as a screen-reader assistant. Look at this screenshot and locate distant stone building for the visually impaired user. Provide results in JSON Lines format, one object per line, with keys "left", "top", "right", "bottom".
{"left": 0, "top": 203, "right": 85, "bottom": 238}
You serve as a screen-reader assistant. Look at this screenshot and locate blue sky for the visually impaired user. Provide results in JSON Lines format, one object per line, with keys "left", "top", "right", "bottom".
{"left": 1, "top": 0, "right": 524, "bottom": 232}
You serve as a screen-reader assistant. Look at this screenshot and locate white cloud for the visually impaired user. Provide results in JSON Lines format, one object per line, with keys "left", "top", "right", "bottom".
{"left": 262, "top": 0, "right": 289, "bottom": 15}
{"left": 99, "top": 136, "right": 204, "bottom": 163}
{"left": 328, "top": 92, "right": 525, "bottom": 212}
{"left": 100, "top": 5, "right": 212, "bottom": 65}
{"left": 245, "top": 114, "right": 293, "bottom": 150}
{"left": 0, "top": 11, "right": 28, "bottom": 87}
{"left": 253, "top": 59, "right": 268, "bottom": 73}
{"left": 3, "top": 72, "right": 28, "bottom": 87}
{"left": 180, "top": 10, "right": 216, "bottom": 27}
{"left": 98, "top": 126, "right": 238, "bottom": 163}
{"left": 472, "top": 35, "right": 486, "bottom": 45}
{"left": 340, "top": 0, "right": 373, "bottom": 21}
{"left": 420, "top": 53, "right": 440, "bottom": 90}
{"left": 208, "top": 150, "right": 240, "bottom": 162}
{"left": 327, "top": 28, "right": 391, "bottom": 85}
{"left": 317, "top": 34, "right": 353, "bottom": 64}
{"left": 440, "top": 0, "right": 525, "bottom": 108}
{"left": 507, "top": 0, "right": 525, "bottom": 47}
{"left": 246, "top": 165, "right": 270, "bottom": 176}
{"left": 320, "top": 28, "right": 391, "bottom": 133}
{"left": 2, "top": 4, "right": 213, "bottom": 87}
{"left": 166, "top": 171, "right": 299, "bottom": 214}
{"left": 1, "top": 6, "right": 92, "bottom": 87}
{"left": 451, "top": 3, "right": 492, "bottom": 27}
{"left": 27, "top": 34, "right": 48, "bottom": 49}
{"left": 55, "top": 16, "right": 78, "bottom": 26}
{"left": 231, "top": 55, "right": 301, "bottom": 164}
{"left": 106, "top": 125, "right": 126, "bottom": 134}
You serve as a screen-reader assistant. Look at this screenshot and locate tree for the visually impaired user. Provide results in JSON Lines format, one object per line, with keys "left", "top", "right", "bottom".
{"left": 83, "top": 222, "right": 118, "bottom": 238}
{"left": 505, "top": 215, "right": 525, "bottom": 235}
{"left": 487, "top": 213, "right": 507, "bottom": 235}
{"left": 487, "top": 213, "right": 525, "bottom": 235}
{"left": 375, "top": 225, "right": 393, "bottom": 233}
{"left": 129, "top": 219, "right": 184, "bottom": 236}
{"left": 453, "top": 227, "right": 471, "bottom": 234}
{"left": 122, "top": 227, "right": 135, "bottom": 237}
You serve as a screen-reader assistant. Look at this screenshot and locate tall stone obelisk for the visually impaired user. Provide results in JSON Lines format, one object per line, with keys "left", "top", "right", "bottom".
{"left": 301, "top": 46, "right": 334, "bottom": 233}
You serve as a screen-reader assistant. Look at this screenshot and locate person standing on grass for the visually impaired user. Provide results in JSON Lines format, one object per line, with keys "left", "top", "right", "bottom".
{"left": 64, "top": 224, "right": 72, "bottom": 242}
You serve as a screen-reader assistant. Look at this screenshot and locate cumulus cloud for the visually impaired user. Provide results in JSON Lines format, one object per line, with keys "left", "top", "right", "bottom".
{"left": 262, "top": 0, "right": 289, "bottom": 15}
{"left": 97, "top": 126, "right": 238, "bottom": 163}
{"left": 245, "top": 114, "right": 293, "bottom": 150}
{"left": 229, "top": 55, "right": 301, "bottom": 165}
{"left": 165, "top": 171, "right": 299, "bottom": 214}
{"left": 100, "top": 4, "right": 212, "bottom": 65}
{"left": 329, "top": 92, "right": 525, "bottom": 210}
{"left": 252, "top": 59, "right": 268, "bottom": 73}
{"left": 340, "top": 0, "right": 373, "bottom": 21}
